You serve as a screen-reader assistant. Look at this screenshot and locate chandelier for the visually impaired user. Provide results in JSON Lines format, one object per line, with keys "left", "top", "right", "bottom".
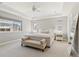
{"left": 32, "top": 4, "right": 36, "bottom": 12}
{"left": 32, "top": 3, "right": 40, "bottom": 12}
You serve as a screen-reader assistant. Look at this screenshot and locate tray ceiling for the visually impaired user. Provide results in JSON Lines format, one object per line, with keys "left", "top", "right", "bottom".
{"left": 1, "top": 2, "right": 64, "bottom": 20}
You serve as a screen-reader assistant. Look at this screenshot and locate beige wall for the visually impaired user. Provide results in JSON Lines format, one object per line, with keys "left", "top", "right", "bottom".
{"left": 31, "top": 16, "right": 67, "bottom": 40}
{"left": 21, "top": 18, "right": 31, "bottom": 32}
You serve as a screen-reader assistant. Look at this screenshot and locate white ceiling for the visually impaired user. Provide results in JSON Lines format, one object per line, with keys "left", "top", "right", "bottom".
{"left": 1, "top": 2, "right": 64, "bottom": 20}
{"left": 0, "top": 2, "right": 78, "bottom": 20}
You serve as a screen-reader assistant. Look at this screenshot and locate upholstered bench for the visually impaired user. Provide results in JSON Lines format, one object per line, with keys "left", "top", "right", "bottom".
{"left": 21, "top": 37, "right": 47, "bottom": 51}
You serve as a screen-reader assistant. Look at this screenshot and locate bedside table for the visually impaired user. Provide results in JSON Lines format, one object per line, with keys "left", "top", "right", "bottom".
{"left": 55, "top": 34, "right": 63, "bottom": 41}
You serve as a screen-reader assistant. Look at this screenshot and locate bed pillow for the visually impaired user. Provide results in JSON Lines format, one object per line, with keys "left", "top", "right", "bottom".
{"left": 40, "top": 30, "right": 49, "bottom": 34}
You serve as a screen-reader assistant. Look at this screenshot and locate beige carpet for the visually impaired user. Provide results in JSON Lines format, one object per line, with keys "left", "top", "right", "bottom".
{"left": 0, "top": 40, "right": 71, "bottom": 57}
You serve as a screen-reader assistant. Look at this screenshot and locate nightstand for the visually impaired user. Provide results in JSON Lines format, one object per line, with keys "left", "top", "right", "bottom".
{"left": 55, "top": 33, "right": 63, "bottom": 41}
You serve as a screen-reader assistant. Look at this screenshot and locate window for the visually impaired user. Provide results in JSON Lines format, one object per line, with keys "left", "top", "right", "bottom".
{"left": 0, "top": 19, "right": 22, "bottom": 32}
{"left": 33, "top": 23, "right": 38, "bottom": 32}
